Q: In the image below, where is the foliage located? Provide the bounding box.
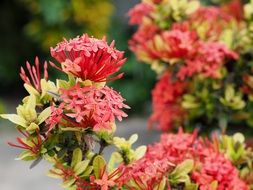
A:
[18,0,113,50]
[128,0,253,132]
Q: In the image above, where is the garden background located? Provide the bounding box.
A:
[0,1,161,189]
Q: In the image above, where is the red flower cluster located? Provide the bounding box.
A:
[46,84,129,131]
[118,130,249,190]
[188,6,235,40]
[221,0,244,21]
[192,151,249,190]
[149,72,187,131]
[50,34,126,82]
[160,26,198,59]
[128,2,153,25]
[129,23,159,61]
[177,41,238,80]
[118,157,173,189]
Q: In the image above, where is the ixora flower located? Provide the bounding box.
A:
[177,42,238,80]
[19,57,58,104]
[117,130,250,190]
[128,2,154,25]
[50,34,126,82]
[149,72,187,131]
[46,84,129,132]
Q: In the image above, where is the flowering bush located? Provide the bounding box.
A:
[118,130,253,190]
[1,34,253,189]
[128,0,253,132]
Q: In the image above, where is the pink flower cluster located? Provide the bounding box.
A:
[128,2,239,80]
[50,34,126,82]
[149,72,187,131]
[118,130,249,190]
[177,41,238,80]
[46,84,129,131]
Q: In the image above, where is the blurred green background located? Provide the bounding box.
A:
[0,0,156,116]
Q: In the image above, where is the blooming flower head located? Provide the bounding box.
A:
[46,84,129,131]
[149,72,187,131]
[50,34,126,82]
[192,148,249,190]
[160,24,198,60]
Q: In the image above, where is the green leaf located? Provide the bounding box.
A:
[129,134,138,144]
[172,159,194,175]
[71,148,82,168]
[0,114,27,127]
[57,79,70,89]
[169,159,194,184]
[61,178,76,188]
[154,177,167,190]
[133,146,147,160]
[26,122,39,131]
[93,155,106,179]
[80,166,93,177]
[24,84,40,97]
[38,107,51,124]
[186,1,199,15]
[182,101,200,109]
[233,133,245,144]
[47,168,63,179]
[184,183,198,190]
[16,151,36,161]
[26,94,36,110]
[108,152,122,172]
[74,160,89,175]
[225,85,235,102]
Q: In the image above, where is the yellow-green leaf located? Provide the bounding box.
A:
[0,114,27,127]
[47,169,62,179]
[26,122,39,131]
[38,107,51,124]
[26,94,36,110]
[129,134,138,144]
[134,146,147,160]
[24,84,40,97]
[233,133,245,143]
[154,176,167,190]
[108,152,122,172]
[93,155,106,179]
[61,178,76,188]
[174,159,194,175]
[71,148,82,168]
[74,160,89,175]
[80,166,93,177]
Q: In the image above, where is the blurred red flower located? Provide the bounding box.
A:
[149,72,187,131]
